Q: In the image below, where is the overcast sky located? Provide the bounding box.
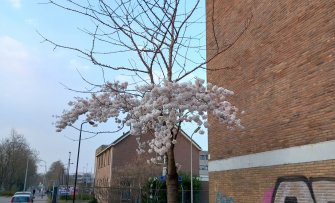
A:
[0,0,208,175]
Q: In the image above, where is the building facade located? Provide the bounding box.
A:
[94,130,202,187]
[206,0,335,202]
[199,151,208,181]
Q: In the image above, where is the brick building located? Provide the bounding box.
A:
[94,130,201,187]
[199,151,209,181]
[206,0,335,202]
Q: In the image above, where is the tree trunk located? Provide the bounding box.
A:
[166,146,178,203]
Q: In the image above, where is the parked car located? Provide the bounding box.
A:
[13,192,34,202]
[11,194,33,203]
[14,192,33,196]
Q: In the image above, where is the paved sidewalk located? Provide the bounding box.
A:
[0,196,11,203]
[33,195,48,203]
[0,194,48,203]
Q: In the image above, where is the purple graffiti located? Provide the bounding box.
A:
[262,188,274,203]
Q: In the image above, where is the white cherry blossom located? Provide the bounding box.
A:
[56,78,242,158]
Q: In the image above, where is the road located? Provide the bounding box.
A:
[0,195,48,203]
[0,196,10,203]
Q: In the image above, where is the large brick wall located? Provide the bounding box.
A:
[95,148,112,186]
[112,132,200,175]
[95,131,201,186]
[206,0,335,202]
[206,0,335,159]
[210,160,335,203]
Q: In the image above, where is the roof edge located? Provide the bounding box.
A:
[95,128,202,157]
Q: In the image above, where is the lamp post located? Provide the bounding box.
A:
[73,121,94,203]
[39,160,47,191]
[66,152,71,201]
[24,158,29,191]
[190,127,200,203]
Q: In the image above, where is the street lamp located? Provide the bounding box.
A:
[190,126,200,203]
[24,158,29,191]
[39,160,47,190]
[66,152,73,201]
[73,121,94,203]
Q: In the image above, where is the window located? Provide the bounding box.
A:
[120,180,131,200]
[12,196,30,202]
[200,155,208,160]
[107,150,110,165]
[98,156,102,168]
[200,165,208,170]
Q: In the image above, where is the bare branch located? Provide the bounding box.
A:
[175,13,253,82]
[37,31,149,74]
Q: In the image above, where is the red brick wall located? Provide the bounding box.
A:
[174,131,200,175]
[111,133,147,168]
[95,148,112,186]
[95,131,201,186]
[112,132,200,175]
[206,0,335,160]
[206,0,335,202]
[209,160,335,203]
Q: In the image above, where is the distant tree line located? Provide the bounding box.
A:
[0,129,39,191]
[46,160,66,187]
[0,129,72,192]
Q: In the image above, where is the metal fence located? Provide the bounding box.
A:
[75,186,209,203]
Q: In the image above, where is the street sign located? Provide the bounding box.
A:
[178,176,182,182]
[160,176,166,181]
[159,176,182,182]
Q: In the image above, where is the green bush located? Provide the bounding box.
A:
[141,177,167,203]
[59,195,73,200]
[139,173,202,203]
[88,197,97,203]
[78,193,92,200]
[1,191,14,196]
[59,193,92,201]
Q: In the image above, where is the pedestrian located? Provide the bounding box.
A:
[33,189,36,197]
[40,188,44,199]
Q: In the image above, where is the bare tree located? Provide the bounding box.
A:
[0,129,39,191]
[47,161,66,186]
[41,0,250,202]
